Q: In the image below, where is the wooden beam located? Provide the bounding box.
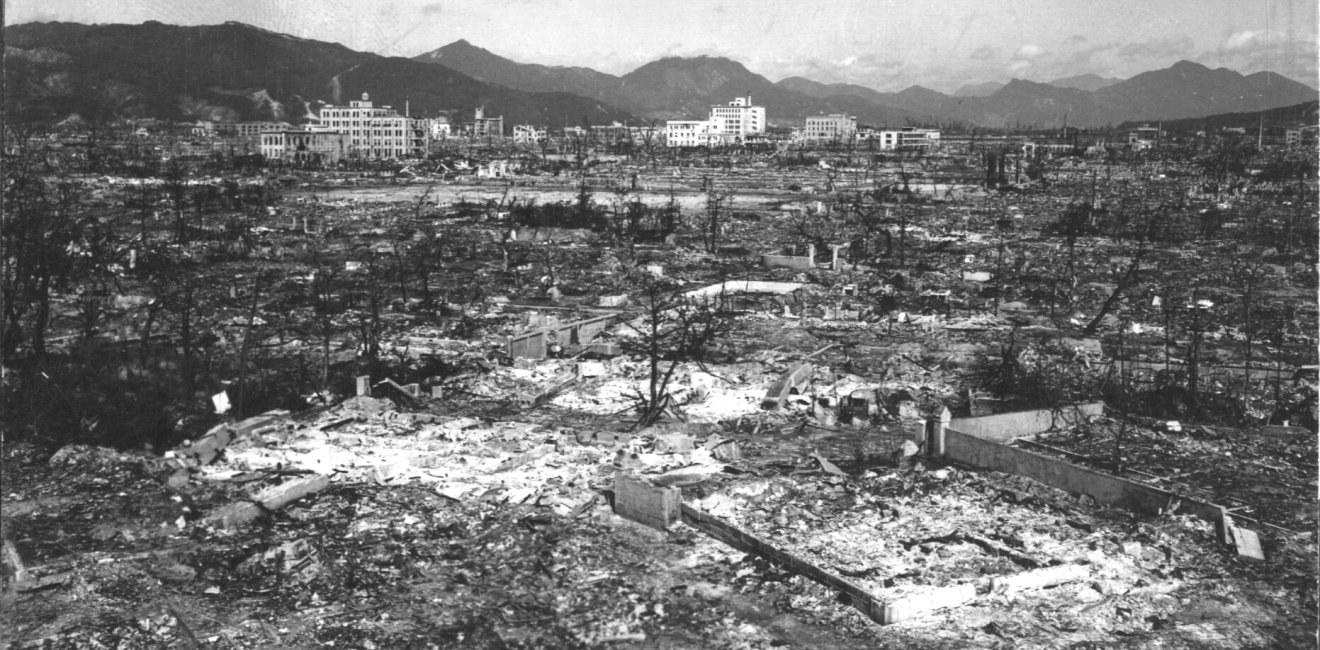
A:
[680,504,886,624]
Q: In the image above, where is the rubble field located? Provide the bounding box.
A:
[4,143,1317,649]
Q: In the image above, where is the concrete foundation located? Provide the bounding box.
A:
[942,426,1225,522]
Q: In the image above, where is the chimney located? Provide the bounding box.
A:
[405,96,410,118]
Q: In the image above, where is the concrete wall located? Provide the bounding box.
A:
[949,402,1104,442]
[762,363,813,410]
[684,281,804,300]
[943,427,1224,523]
[761,254,815,269]
[507,313,621,358]
[508,331,546,359]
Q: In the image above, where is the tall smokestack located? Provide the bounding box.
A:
[405,96,410,118]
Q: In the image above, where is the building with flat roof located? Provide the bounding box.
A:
[859,127,941,150]
[260,128,350,165]
[467,107,504,139]
[665,95,766,147]
[664,120,717,148]
[315,93,429,159]
[803,114,857,142]
[709,95,765,144]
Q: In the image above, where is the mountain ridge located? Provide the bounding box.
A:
[3,21,637,127]
[6,22,1317,130]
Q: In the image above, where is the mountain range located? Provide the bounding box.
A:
[5,20,1317,130]
[417,40,1315,129]
[3,21,636,127]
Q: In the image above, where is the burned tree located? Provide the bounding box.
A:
[623,275,735,427]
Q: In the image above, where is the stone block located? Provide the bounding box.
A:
[613,473,680,531]
[1229,525,1265,561]
[653,433,694,454]
[880,584,977,624]
[577,361,607,378]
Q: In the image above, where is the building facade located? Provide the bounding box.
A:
[664,95,766,147]
[468,107,504,139]
[664,120,717,148]
[709,96,765,144]
[803,114,858,142]
[512,124,547,144]
[219,121,292,138]
[259,129,350,165]
[859,127,941,150]
[315,93,429,159]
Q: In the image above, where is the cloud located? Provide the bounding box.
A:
[1224,30,1259,51]
[969,45,998,61]
[1205,30,1319,86]
[420,3,443,15]
[1014,44,1045,60]
[1064,34,1089,46]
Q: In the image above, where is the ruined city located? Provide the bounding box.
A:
[2,6,1318,649]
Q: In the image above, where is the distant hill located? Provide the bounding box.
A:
[1117,100,1319,133]
[1048,73,1122,92]
[416,41,1318,129]
[413,39,623,109]
[3,21,636,127]
[416,43,916,126]
[776,76,891,104]
[953,81,1006,97]
[8,22,1316,132]
[1094,60,1318,122]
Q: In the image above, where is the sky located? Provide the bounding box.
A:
[6,0,1318,93]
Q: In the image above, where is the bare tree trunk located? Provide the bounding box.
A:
[236,277,264,417]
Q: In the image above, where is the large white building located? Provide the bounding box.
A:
[315,93,429,159]
[664,120,717,148]
[665,95,766,147]
[859,127,941,150]
[803,114,858,142]
[709,96,765,144]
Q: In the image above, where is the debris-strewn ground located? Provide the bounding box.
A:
[4,387,1315,648]
[3,137,1317,650]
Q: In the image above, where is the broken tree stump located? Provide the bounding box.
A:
[202,475,331,530]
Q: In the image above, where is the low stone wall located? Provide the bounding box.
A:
[948,402,1105,442]
[943,427,1225,523]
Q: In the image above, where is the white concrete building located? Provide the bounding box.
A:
[664,120,717,148]
[709,95,765,144]
[860,127,941,150]
[665,95,766,147]
[315,93,429,159]
[803,114,857,142]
